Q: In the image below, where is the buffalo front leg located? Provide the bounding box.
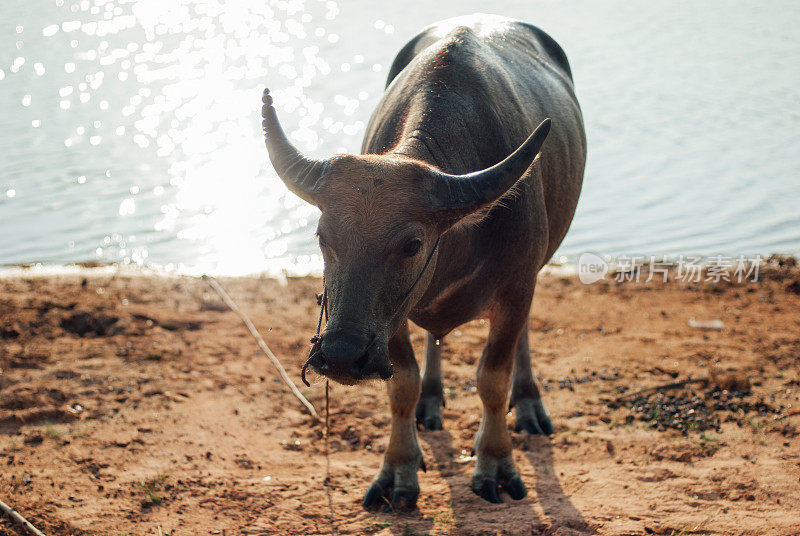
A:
[510,318,554,435]
[363,321,424,511]
[415,333,444,430]
[472,295,530,503]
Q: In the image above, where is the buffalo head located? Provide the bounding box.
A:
[262,88,550,384]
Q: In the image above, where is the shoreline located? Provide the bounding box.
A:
[1,252,796,280]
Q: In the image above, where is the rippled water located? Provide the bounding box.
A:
[1,0,799,274]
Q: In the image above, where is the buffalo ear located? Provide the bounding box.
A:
[262,88,330,205]
[427,119,551,222]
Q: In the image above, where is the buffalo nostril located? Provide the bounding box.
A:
[352,350,370,375]
[378,361,393,380]
[310,352,330,372]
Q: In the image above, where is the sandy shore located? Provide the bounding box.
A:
[1,260,799,535]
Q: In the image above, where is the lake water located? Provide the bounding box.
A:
[1,0,799,275]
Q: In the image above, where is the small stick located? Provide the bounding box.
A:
[612,377,707,403]
[773,409,800,422]
[202,275,319,422]
[691,507,721,533]
[0,498,47,536]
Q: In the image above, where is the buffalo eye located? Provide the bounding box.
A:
[402,238,423,258]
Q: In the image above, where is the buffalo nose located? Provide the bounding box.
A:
[319,329,372,376]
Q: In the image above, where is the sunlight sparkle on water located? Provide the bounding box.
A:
[1,0,377,273]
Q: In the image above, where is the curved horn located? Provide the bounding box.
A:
[429,118,551,219]
[262,88,329,205]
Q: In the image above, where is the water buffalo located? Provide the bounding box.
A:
[261,13,585,509]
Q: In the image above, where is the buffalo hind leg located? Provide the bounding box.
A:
[363,321,424,511]
[510,318,554,435]
[472,295,529,503]
[415,333,444,430]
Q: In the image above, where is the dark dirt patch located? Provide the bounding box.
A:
[610,385,783,434]
[0,325,20,339]
[60,311,119,337]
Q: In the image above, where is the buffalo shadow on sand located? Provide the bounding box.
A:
[379,428,596,535]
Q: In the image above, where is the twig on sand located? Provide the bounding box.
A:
[0,498,47,536]
[774,409,800,421]
[691,507,721,533]
[202,275,319,422]
[612,377,707,403]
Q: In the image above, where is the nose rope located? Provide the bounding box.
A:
[301,284,328,387]
[296,280,336,535]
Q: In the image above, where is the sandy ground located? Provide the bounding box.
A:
[1,260,799,536]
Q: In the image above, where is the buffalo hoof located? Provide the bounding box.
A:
[513,397,554,435]
[415,395,443,431]
[471,458,527,503]
[363,459,423,512]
